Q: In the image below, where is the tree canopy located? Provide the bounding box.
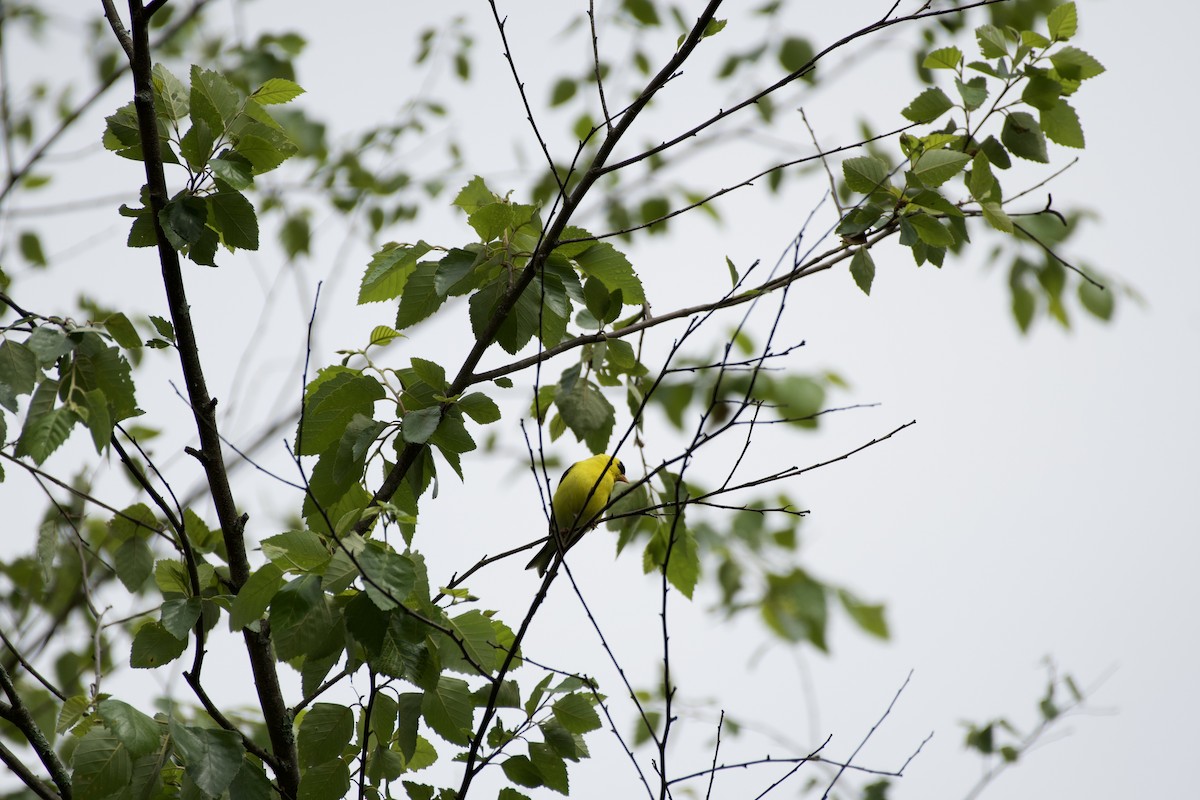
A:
[0,2,1112,799]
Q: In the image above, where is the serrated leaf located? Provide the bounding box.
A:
[849,248,875,295]
[923,46,962,70]
[229,562,284,630]
[1041,100,1084,148]
[396,261,446,330]
[1002,111,1049,163]
[573,243,644,304]
[152,64,189,120]
[207,191,259,250]
[555,378,614,454]
[459,392,501,424]
[251,78,305,105]
[297,703,354,766]
[906,214,955,247]
[130,621,188,668]
[901,87,954,123]
[402,407,441,445]
[262,530,331,572]
[1050,46,1104,81]
[72,727,132,797]
[358,542,417,611]
[842,156,890,194]
[909,149,970,188]
[1048,2,1078,40]
[298,760,350,800]
[169,718,243,797]
[552,694,602,735]
[359,242,433,304]
[160,597,202,639]
[976,24,1009,58]
[98,699,162,758]
[421,676,474,745]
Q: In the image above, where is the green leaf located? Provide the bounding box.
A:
[837,589,889,639]
[269,575,334,661]
[549,78,576,107]
[622,0,660,25]
[922,46,962,70]
[761,568,828,650]
[1078,280,1114,320]
[968,152,996,202]
[573,243,644,304]
[113,534,153,592]
[18,230,46,266]
[358,542,417,611]
[956,76,988,111]
[298,760,350,800]
[1021,75,1062,111]
[421,676,474,745]
[179,119,215,170]
[130,620,188,668]
[229,562,284,630]
[359,242,433,304]
[402,407,441,445]
[395,261,447,330]
[207,191,260,250]
[16,380,77,464]
[453,176,497,216]
[975,24,1009,58]
[230,758,273,800]
[102,312,142,350]
[849,248,875,296]
[1041,100,1084,148]
[160,195,209,249]
[778,37,814,73]
[72,726,132,798]
[433,248,478,297]
[530,742,569,794]
[1049,46,1105,81]
[981,201,1014,234]
[160,597,202,639]
[502,755,543,788]
[555,378,614,454]
[459,392,501,424]
[906,214,955,247]
[901,87,954,123]
[251,78,305,105]
[842,156,890,194]
[909,150,970,188]
[1011,283,1036,332]
[980,135,1012,169]
[299,369,385,455]
[1001,111,1049,163]
[298,703,354,766]
[57,694,90,734]
[210,152,255,190]
[98,699,162,758]
[1048,2,1078,40]
[190,66,241,130]
[552,694,602,735]
[262,530,332,573]
[0,339,37,408]
[151,64,190,120]
[169,718,244,797]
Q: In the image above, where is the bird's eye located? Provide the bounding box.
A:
[616,460,625,475]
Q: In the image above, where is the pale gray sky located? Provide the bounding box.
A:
[3,1,1197,798]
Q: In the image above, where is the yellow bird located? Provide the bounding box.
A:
[526,454,629,576]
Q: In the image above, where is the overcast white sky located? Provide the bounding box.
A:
[3,1,1198,798]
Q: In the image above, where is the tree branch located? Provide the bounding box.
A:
[105,0,299,793]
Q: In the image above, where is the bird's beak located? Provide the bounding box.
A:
[615,474,628,483]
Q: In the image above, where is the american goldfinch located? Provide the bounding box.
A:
[526,454,629,576]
